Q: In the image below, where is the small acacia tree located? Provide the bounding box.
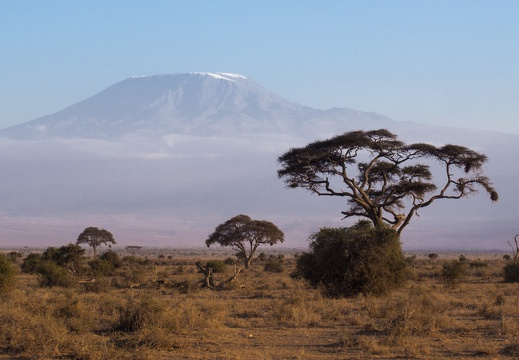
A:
[278,129,498,236]
[77,227,116,259]
[205,214,284,269]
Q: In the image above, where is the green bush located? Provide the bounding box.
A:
[99,250,122,268]
[264,260,284,273]
[21,253,42,274]
[88,259,115,277]
[88,250,121,277]
[7,251,22,263]
[442,260,467,287]
[41,244,85,277]
[36,261,76,288]
[0,253,17,293]
[205,260,226,273]
[504,262,519,283]
[292,220,406,298]
[224,257,236,265]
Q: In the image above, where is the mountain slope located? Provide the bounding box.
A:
[0,72,391,139]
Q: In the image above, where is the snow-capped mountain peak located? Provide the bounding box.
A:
[0,72,389,139]
[190,72,247,81]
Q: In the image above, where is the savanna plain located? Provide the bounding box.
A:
[1,248,519,360]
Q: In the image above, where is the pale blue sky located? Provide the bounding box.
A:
[1,0,518,134]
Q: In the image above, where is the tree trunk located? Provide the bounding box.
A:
[196,261,216,289]
[244,256,252,269]
[195,261,242,291]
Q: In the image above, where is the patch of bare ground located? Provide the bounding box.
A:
[1,251,518,359]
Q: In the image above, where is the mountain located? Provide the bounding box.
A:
[0,72,392,139]
[0,73,517,250]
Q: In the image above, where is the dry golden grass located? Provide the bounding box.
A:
[0,252,518,359]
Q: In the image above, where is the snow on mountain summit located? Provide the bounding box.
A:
[190,72,247,81]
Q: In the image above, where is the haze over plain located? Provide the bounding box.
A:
[0,73,517,250]
[0,2,518,249]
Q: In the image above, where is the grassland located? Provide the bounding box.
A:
[1,249,518,359]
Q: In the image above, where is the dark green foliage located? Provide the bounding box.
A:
[7,251,22,263]
[88,259,115,277]
[23,244,85,287]
[36,261,76,288]
[224,257,236,265]
[42,244,85,277]
[292,221,406,297]
[0,253,17,293]
[503,262,519,283]
[264,260,284,273]
[205,260,226,273]
[503,254,511,261]
[442,260,467,287]
[99,250,122,268]
[21,253,42,274]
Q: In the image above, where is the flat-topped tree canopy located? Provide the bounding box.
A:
[278,129,498,236]
[206,214,284,269]
[76,227,116,259]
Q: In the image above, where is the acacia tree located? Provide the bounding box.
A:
[206,214,284,269]
[76,227,116,259]
[278,129,498,236]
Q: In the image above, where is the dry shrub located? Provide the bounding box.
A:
[115,294,227,337]
[116,295,164,332]
[169,299,228,330]
[0,295,70,356]
[502,315,519,337]
[124,326,180,350]
[479,295,506,320]
[364,287,444,345]
[271,292,322,327]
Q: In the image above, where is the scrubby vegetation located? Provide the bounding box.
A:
[0,248,518,359]
[0,253,17,294]
[293,221,406,297]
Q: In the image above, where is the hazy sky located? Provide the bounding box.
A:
[1,1,518,134]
